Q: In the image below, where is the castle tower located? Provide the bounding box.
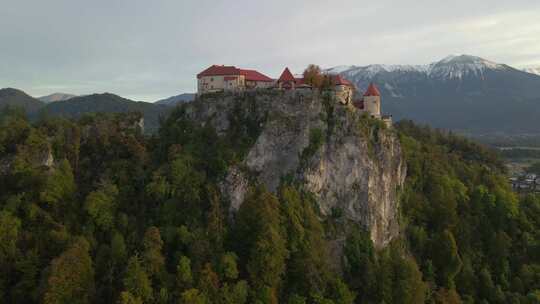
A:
[277,67,296,90]
[363,83,381,117]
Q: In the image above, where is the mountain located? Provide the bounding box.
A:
[154,93,195,106]
[523,66,540,76]
[0,88,44,113]
[41,93,171,133]
[38,92,77,103]
[329,55,540,134]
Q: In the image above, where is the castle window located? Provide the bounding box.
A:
[210,78,214,82]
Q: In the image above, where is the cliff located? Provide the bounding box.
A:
[184,90,406,248]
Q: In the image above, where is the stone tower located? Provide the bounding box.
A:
[363,83,381,118]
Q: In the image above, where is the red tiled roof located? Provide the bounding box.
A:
[197,65,241,78]
[364,83,381,96]
[224,76,238,81]
[278,67,296,82]
[239,69,274,82]
[333,74,353,86]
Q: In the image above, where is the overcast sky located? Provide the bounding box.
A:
[1,0,540,101]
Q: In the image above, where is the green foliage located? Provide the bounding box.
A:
[0,211,20,263]
[396,120,540,303]
[300,128,324,166]
[180,289,209,304]
[84,182,119,231]
[123,255,152,303]
[1,108,539,304]
[43,238,95,304]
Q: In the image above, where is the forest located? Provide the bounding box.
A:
[0,106,539,304]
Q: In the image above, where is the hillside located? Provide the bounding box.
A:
[0,88,44,113]
[155,93,195,106]
[329,55,540,134]
[41,93,171,133]
[0,91,539,303]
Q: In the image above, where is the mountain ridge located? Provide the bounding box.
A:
[328,54,540,134]
[0,88,44,113]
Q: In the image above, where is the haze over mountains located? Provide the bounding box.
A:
[38,93,77,103]
[329,55,540,134]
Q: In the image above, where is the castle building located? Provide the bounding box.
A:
[197,65,274,94]
[196,65,388,125]
[332,74,354,104]
[361,83,382,118]
[353,82,392,126]
[276,67,299,90]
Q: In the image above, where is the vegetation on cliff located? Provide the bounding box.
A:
[0,104,539,304]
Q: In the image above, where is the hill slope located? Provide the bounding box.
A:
[330,55,540,134]
[155,93,195,106]
[0,88,44,113]
[41,93,170,133]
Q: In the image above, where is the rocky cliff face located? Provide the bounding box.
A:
[184,90,406,248]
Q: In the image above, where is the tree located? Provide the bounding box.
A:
[123,255,152,303]
[235,187,288,303]
[0,211,20,263]
[43,238,95,304]
[84,182,119,231]
[40,159,76,208]
[432,230,462,289]
[177,256,193,290]
[303,64,324,89]
[180,289,209,304]
[434,288,462,304]
[220,252,239,281]
[378,248,426,304]
[221,281,248,304]
[343,229,377,302]
[118,291,143,304]
[280,186,332,296]
[110,231,127,265]
[142,226,165,278]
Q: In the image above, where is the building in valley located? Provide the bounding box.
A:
[197,65,274,94]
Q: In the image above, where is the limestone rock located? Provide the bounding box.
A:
[186,90,405,248]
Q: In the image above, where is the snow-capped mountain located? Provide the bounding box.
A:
[329,55,509,81]
[328,55,540,134]
[523,66,540,76]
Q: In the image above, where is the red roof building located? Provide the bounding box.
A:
[278,67,296,83]
[332,74,353,87]
[197,65,241,78]
[277,67,299,90]
[197,65,274,94]
[239,69,274,82]
[364,83,381,96]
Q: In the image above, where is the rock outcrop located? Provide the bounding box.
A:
[184,90,406,248]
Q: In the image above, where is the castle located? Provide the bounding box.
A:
[197,65,390,124]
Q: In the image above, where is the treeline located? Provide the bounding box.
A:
[0,106,539,304]
[395,120,540,303]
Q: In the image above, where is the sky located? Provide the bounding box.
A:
[1,0,540,102]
